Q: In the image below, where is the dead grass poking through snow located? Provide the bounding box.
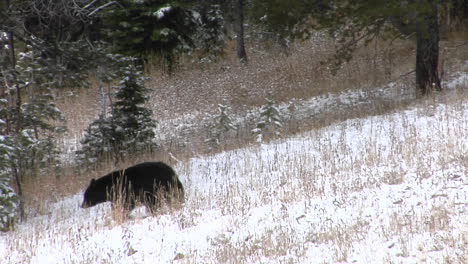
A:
[3,91,467,263]
[5,29,468,264]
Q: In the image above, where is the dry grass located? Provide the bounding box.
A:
[3,88,467,263]
[55,33,417,136]
[11,29,468,264]
[23,28,468,216]
[145,35,417,118]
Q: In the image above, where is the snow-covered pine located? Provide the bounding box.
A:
[77,58,157,165]
[14,50,66,169]
[0,117,19,231]
[0,102,18,232]
[0,173,18,232]
[112,63,157,156]
[16,42,90,89]
[252,97,283,142]
[0,33,67,230]
[195,4,226,62]
[76,115,114,165]
[206,104,236,146]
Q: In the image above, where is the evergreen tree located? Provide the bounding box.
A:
[252,97,282,143]
[195,3,226,62]
[102,0,200,71]
[101,0,229,70]
[251,0,326,40]
[111,63,157,159]
[77,58,157,164]
[1,0,115,89]
[13,47,66,169]
[0,174,18,232]
[0,99,19,232]
[0,95,63,224]
[0,32,66,224]
[206,104,236,147]
[76,115,113,164]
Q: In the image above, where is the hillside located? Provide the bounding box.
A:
[1,69,467,263]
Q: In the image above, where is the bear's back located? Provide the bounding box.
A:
[119,162,176,189]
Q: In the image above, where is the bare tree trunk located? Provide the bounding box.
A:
[11,163,25,220]
[236,0,248,63]
[415,2,441,95]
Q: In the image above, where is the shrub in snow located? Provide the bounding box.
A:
[76,115,114,164]
[206,104,237,146]
[252,97,283,142]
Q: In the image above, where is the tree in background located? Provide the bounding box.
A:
[102,0,228,70]
[252,0,467,95]
[111,61,157,159]
[235,0,248,63]
[0,99,19,232]
[194,3,226,62]
[314,0,444,95]
[103,0,198,71]
[77,57,157,165]
[1,0,116,89]
[320,0,467,94]
[251,0,327,54]
[0,38,66,223]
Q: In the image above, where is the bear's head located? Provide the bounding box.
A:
[81,179,107,208]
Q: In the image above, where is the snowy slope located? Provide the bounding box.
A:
[1,81,467,263]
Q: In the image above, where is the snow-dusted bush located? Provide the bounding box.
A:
[206,104,237,146]
[252,97,283,142]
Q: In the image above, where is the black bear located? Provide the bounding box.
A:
[81,161,184,212]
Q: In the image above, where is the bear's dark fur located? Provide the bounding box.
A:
[81,161,184,212]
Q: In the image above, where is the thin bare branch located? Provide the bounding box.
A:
[88,1,119,17]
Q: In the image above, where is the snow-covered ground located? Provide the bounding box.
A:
[1,74,467,263]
